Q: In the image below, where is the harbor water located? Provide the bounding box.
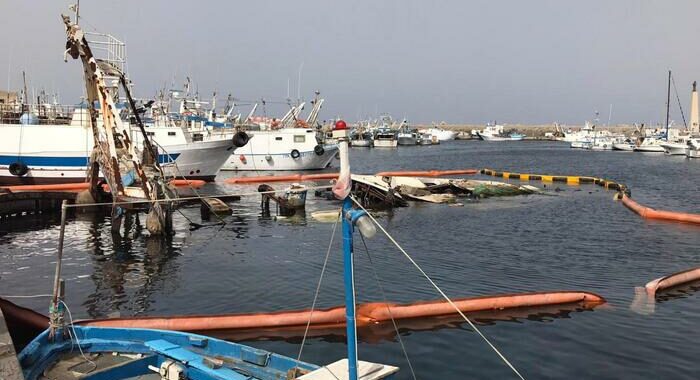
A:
[2,140,700,379]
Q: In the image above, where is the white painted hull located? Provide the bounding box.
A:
[612,143,635,151]
[634,145,665,153]
[660,143,689,156]
[217,128,339,171]
[397,135,417,145]
[0,123,232,184]
[374,140,398,148]
[570,140,591,149]
[420,128,457,141]
[225,144,338,170]
[350,139,372,147]
[688,149,700,158]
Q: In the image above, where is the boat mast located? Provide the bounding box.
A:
[333,119,362,380]
[665,70,671,140]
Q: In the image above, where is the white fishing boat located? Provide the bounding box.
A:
[419,132,436,145]
[373,128,398,148]
[0,104,234,185]
[475,123,525,141]
[586,136,615,150]
[397,124,418,146]
[419,125,457,141]
[687,138,700,158]
[220,127,338,170]
[350,124,373,147]
[612,138,636,151]
[660,140,690,155]
[634,136,666,153]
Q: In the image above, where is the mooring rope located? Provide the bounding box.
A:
[350,195,526,380]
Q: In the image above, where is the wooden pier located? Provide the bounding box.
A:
[0,191,75,221]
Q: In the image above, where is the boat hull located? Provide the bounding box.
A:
[634,145,666,153]
[18,326,318,380]
[350,139,372,147]
[374,140,398,148]
[660,143,689,155]
[219,128,339,171]
[612,143,635,151]
[225,145,338,170]
[0,122,233,184]
[397,136,417,145]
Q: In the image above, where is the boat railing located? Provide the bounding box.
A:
[84,31,127,74]
[0,103,78,125]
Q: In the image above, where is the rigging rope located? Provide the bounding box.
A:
[294,210,341,380]
[671,73,688,129]
[359,233,417,380]
[350,195,526,380]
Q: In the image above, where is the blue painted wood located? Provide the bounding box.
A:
[19,326,318,380]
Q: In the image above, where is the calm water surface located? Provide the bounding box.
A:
[2,141,700,379]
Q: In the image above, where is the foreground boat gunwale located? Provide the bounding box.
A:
[19,325,318,380]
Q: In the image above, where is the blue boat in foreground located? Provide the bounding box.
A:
[19,327,318,380]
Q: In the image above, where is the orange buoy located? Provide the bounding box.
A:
[2,182,91,192]
[77,291,605,332]
[299,173,340,181]
[225,175,303,184]
[644,267,700,296]
[620,194,700,225]
[168,179,206,187]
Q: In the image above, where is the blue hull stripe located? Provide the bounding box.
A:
[0,154,181,167]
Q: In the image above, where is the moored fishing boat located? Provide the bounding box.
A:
[397,123,418,145]
[419,125,457,141]
[373,127,398,148]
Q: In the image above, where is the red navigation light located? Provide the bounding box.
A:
[334,120,347,130]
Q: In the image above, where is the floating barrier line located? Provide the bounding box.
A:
[643,267,700,296]
[619,194,700,226]
[480,168,629,194]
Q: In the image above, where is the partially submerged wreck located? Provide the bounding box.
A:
[350,174,539,206]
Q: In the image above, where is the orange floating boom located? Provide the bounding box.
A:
[644,267,700,296]
[224,169,478,184]
[78,291,605,332]
[620,194,700,225]
[374,169,478,177]
[2,179,205,193]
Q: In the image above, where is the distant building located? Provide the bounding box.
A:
[0,91,19,105]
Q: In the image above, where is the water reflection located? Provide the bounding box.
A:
[82,211,183,319]
[630,280,700,315]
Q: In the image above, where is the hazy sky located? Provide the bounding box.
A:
[1,0,699,124]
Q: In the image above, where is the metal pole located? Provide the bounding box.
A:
[666,70,671,140]
[342,197,359,380]
[49,200,69,340]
